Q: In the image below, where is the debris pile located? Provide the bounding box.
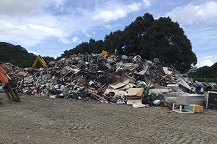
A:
[1,53,217,112]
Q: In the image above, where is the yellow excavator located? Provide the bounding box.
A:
[29,55,48,71]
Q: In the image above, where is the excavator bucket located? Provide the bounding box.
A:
[3,84,21,102]
[0,64,21,103]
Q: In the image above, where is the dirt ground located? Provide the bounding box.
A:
[0,93,217,144]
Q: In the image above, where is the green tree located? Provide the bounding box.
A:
[142,17,197,72]
[104,30,124,55]
[123,13,154,55]
[94,40,104,53]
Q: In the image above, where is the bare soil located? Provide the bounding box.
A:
[0,94,217,144]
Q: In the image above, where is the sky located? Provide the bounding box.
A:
[0,0,217,68]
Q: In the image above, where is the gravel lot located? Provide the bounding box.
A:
[0,94,217,144]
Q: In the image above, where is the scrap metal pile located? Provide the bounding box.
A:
[2,53,215,108]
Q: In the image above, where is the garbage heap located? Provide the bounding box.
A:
[5,53,200,106]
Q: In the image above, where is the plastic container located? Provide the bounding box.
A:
[116,99,125,105]
[184,104,190,110]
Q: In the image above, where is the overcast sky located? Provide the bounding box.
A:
[0,0,217,67]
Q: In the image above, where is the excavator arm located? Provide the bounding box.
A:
[0,64,21,102]
[29,55,48,71]
[38,56,48,68]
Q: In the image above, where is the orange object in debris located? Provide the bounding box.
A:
[101,50,108,57]
[0,64,8,84]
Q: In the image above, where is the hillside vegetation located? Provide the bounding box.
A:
[188,63,217,83]
[0,42,54,68]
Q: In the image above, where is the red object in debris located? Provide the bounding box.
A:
[104,93,110,97]
[159,70,165,75]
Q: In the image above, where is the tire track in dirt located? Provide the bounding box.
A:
[105,107,217,144]
[1,95,217,144]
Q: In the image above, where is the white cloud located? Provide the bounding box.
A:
[196,55,217,67]
[0,16,65,47]
[102,24,112,29]
[1,0,145,49]
[195,2,217,19]
[1,22,57,47]
[143,0,151,7]
[92,2,142,22]
[0,0,147,57]
[198,59,213,67]
[58,37,72,44]
[82,29,91,37]
[0,0,68,48]
[72,36,80,43]
[206,36,217,40]
[166,1,217,24]
[0,0,39,16]
[0,0,66,16]
[54,0,64,11]
[27,24,60,35]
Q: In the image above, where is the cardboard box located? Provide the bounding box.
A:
[190,104,203,113]
[197,106,204,113]
[127,88,144,97]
